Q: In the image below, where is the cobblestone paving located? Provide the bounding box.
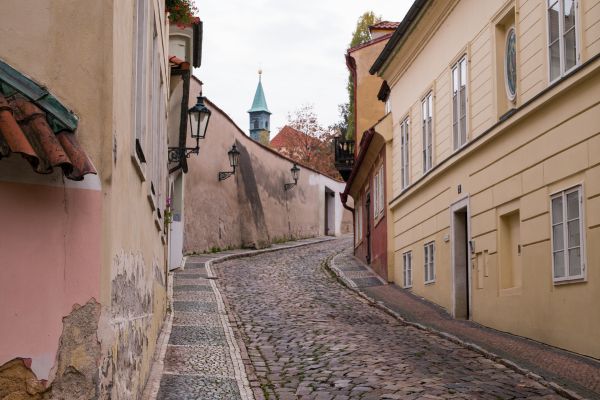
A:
[215,238,566,400]
[156,263,243,400]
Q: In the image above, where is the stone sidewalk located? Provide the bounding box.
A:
[329,250,600,400]
[142,236,336,400]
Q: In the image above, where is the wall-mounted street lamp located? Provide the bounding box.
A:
[284,163,300,191]
[218,144,241,181]
[168,94,211,163]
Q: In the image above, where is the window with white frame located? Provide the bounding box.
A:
[355,198,362,245]
[547,0,578,82]
[452,56,467,150]
[400,117,410,189]
[403,251,412,288]
[373,165,384,218]
[551,185,585,282]
[133,0,149,164]
[385,97,391,114]
[422,92,433,173]
[424,241,435,283]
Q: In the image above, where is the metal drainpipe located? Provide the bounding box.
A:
[169,68,191,174]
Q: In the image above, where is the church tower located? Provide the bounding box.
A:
[248,70,271,142]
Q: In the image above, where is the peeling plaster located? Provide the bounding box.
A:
[98,251,156,400]
[0,300,102,400]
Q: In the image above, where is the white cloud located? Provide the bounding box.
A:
[194,0,413,136]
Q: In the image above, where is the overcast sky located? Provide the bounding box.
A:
[194,0,412,138]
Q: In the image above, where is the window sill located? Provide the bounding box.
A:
[131,153,146,182]
[155,213,163,232]
[553,276,587,286]
[403,284,412,289]
[424,279,436,285]
[147,190,157,211]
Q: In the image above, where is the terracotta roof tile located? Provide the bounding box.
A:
[270,125,320,149]
[369,21,400,30]
[169,55,190,70]
[0,93,96,181]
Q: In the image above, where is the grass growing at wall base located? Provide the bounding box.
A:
[183,234,318,256]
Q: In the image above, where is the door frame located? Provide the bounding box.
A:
[450,195,472,319]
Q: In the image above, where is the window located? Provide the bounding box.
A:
[505,26,517,101]
[452,56,467,150]
[373,165,385,218]
[551,186,585,282]
[355,198,363,245]
[133,0,149,164]
[403,251,412,288]
[424,242,435,284]
[253,119,258,129]
[547,0,578,82]
[400,117,410,189]
[422,93,433,173]
[385,97,391,114]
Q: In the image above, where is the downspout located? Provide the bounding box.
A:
[169,68,190,174]
[345,52,358,155]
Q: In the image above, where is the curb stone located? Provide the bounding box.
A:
[142,270,174,400]
[327,252,586,400]
[143,236,336,400]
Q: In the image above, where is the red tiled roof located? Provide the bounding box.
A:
[0,94,96,181]
[270,125,320,149]
[369,21,400,30]
[169,55,190,70]
[347,33,394,54]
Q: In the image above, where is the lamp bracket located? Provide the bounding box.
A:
[218,170,235,181]
[284,180,298,191]
[168,145,200,163]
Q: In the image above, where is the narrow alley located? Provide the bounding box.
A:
[153,238,566,400]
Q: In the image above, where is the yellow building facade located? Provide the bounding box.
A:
[372,0,600,358]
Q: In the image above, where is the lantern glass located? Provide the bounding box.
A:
[228,144,240,168]
[188,96,211,139]
[291,164,300,182]
[189,111,200,139]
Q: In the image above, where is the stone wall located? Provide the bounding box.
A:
[183,78,351,254]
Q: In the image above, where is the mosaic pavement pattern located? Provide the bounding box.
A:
[330,249,386,289]
[156,263,243,400]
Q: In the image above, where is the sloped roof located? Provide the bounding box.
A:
[370,0,431,75]
[369,21,400,30]
[270,125,320,149]
[248,75,270,114]
[0,60,96,181]
[0,94,96,180]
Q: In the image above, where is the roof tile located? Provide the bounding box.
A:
[0,94,96,181]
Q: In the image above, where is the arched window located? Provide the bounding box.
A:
[504,26,517,101]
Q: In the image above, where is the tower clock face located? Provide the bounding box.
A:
[505,26,517,101]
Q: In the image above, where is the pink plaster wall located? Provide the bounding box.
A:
[0,180,102,379]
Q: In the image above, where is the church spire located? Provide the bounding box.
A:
[248,70,271,142]
[248,69,270,114]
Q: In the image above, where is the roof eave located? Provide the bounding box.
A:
[369,0,431,76]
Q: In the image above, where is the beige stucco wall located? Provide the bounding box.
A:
[183,78,350,253]
[351,38,389,145]
[0,0,169,398]
[380,0,600,358]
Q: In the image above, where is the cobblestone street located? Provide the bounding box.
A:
[214,238,566,400]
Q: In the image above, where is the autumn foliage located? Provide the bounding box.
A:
[270,105,341,180]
